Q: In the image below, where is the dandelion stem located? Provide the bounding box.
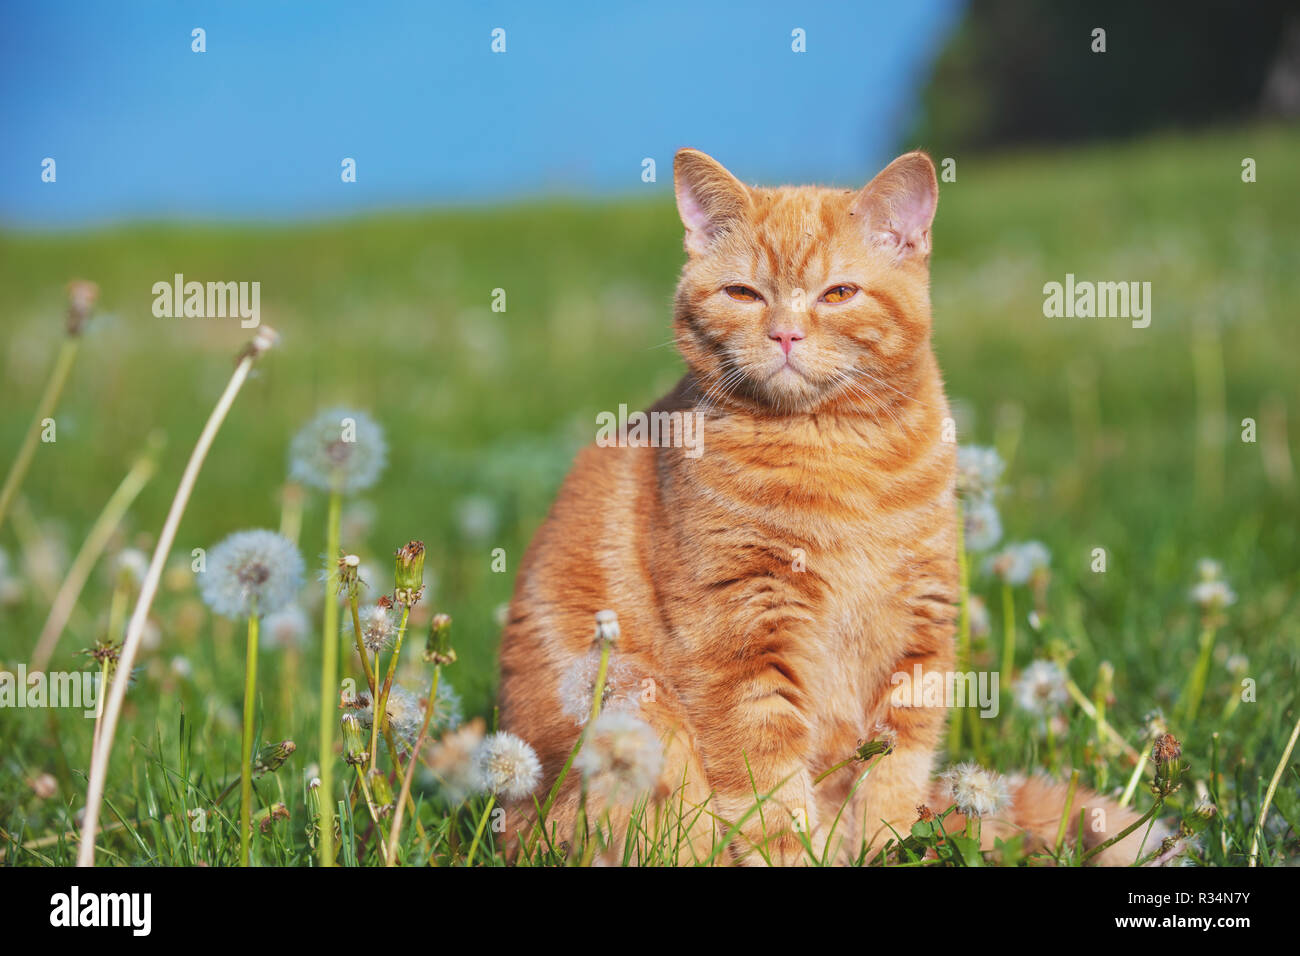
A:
[349,593,377,695]
[317,487,342,867]
[0,338,79,534]
[1000,582,1016,687]
[384,666,440,866]
[30,435,163,672]
[1060,674,1141,765]
[76,331,272,866]
[239,606,260,867]
[572,639,613,861]
[1080,797,1163,864]
[1053,770,1079,856]
[466,794,496,866]
[1119,750,1148,808]
[1179,623,1218,726]
[371,603,411,769]
[1248,711,1300,866]
[1192,320,1225,506]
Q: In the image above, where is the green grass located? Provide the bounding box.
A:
[1,123,1297,865]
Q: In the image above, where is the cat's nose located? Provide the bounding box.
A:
[769,328,805,355]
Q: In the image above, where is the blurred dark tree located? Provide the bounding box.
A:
[907,0,1300,152]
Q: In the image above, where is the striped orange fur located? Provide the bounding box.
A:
[497,148,1155,865]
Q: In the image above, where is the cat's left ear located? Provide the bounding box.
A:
[851,151,938,261]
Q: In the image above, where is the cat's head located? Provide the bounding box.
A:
[672,148,938,415]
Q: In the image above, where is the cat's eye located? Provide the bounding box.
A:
[820,285,859,304]
[724,285,764,303]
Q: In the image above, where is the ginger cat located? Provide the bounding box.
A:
[498,148,1153,865]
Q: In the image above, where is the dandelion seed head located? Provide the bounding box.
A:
[199,529,304,619]
[963,497,1002,553]
[472,731,542,799]
[261,603,310,650]
[288,407,387,493]
[349,602,400,653]
[361,679,461,754]
[575,711,663,799]
[558,650,640,727]
[425,717,485,804]
[455,495,499,541]
[111,548,149,587]
[939,762,1011,818]
[1190,579,1236,611]
[956,445,1004,500]
[1012,660,1069,715]
[987,540,1051,585]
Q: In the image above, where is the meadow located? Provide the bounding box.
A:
[0,123,1296,865]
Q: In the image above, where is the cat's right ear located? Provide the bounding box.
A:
[674,149,751,257]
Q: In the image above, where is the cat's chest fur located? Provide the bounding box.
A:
[649,406,953,720]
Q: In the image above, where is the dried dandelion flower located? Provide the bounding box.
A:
[472,731,542,799]
[1012,660,1069,715]
[199,529,304,619]
[65,279,99,335]
[288,407,387,493]
[575,711,663,798]
[558,649,639,726]
[939,762,1011,818]
[1152,732,1182,766]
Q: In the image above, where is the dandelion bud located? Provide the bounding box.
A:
[394,541,425,606]
[65,279,99,336]
[424,613,456,665]
[915,804,934,823]
[368,771,394,818]
[1097,660,1115,702]
[252,739,296,776]
[1152,732,1184,797]
[595,609,620,644]
[852,723,894,764]
[341,714,368,768]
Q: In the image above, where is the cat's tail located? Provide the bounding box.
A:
[932,774,1186,866]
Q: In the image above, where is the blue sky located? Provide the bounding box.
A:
[0,0,961,227]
